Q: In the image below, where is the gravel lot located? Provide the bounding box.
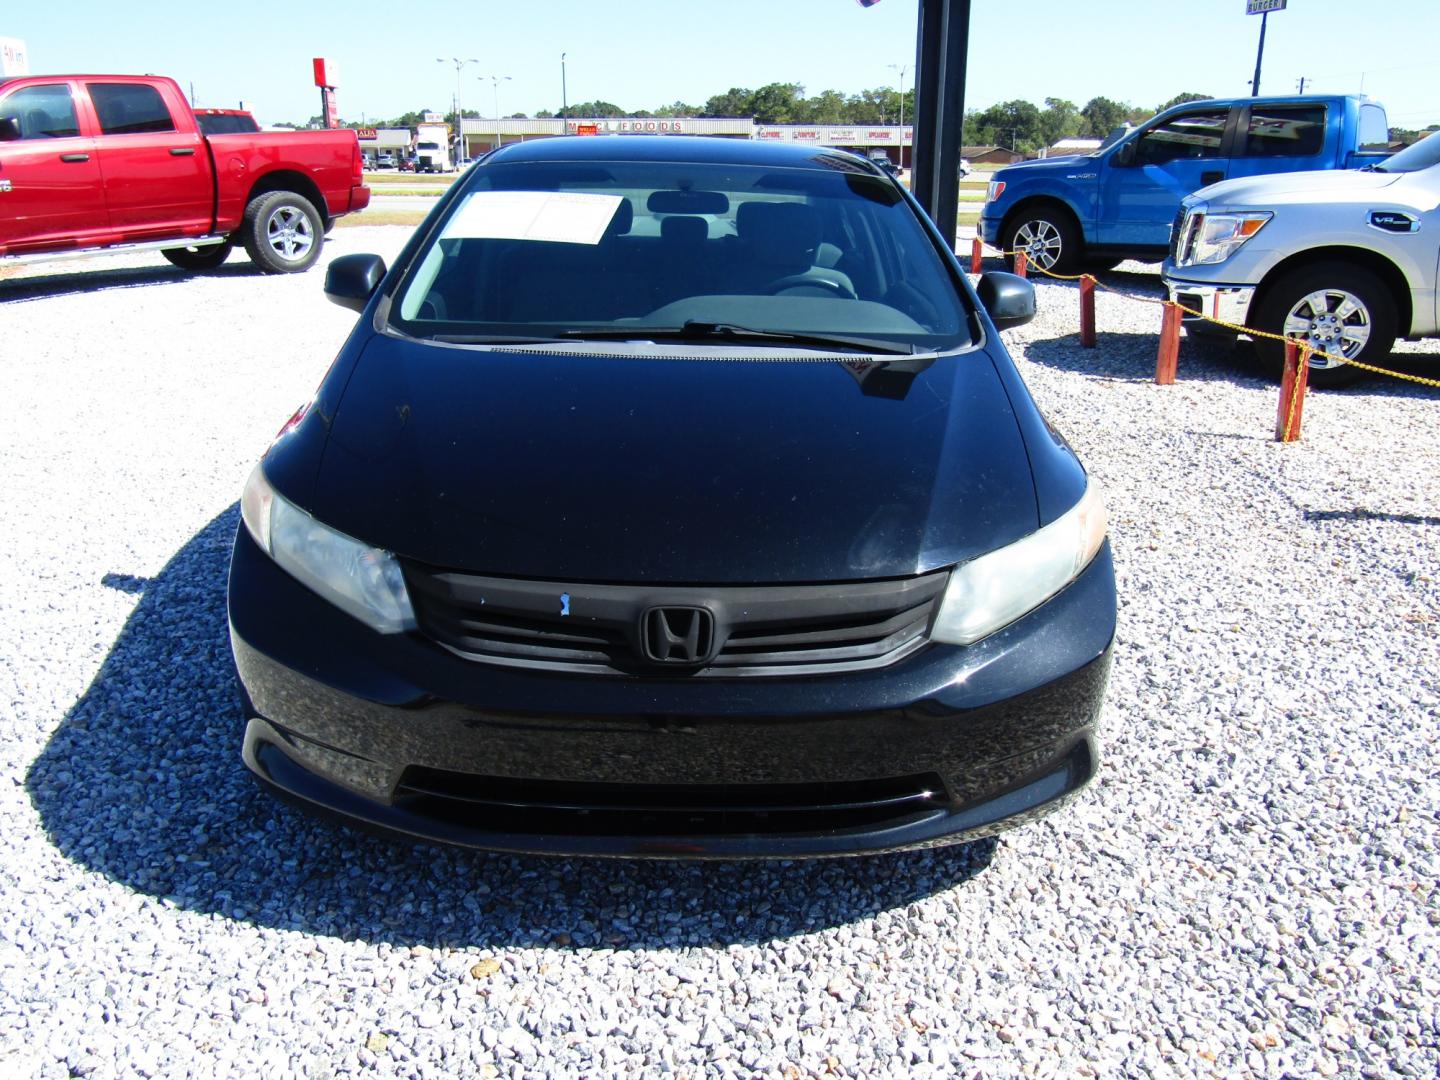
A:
[2,229,1437,1079]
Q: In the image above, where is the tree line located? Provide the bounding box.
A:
[294,86,1213,151]
[299,85,1430,150]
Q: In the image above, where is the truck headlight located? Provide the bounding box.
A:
[241,464,416,634]
[986,180,1006,203]
[931,481,1107,645]
[1180,211,1271,267]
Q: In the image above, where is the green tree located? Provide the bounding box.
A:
[748,82,806,124]
[1038,97,1081,147]
[1080,96,1130,138]
[565,100,625,118]
[975,99,1043,152]
[702,87,753,117]
[1158,92,1213,111]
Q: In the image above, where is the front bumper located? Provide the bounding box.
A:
[1164,276,1256,335]
[228,527,1115,858]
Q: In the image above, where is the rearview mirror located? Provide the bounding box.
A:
[0,117,20,142]
[324,253,387,313]
[976,271,1036,331]
[647,189,729,214]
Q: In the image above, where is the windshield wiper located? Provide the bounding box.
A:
[428,333,570,344]
[561,321,916,355]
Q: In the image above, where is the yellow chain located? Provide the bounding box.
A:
[985,244,1440,390]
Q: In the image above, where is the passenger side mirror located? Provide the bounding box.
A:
[0,117,20,142]
[976,271,1036,331]
[324,253,387,313]
[1111,141,1136,167]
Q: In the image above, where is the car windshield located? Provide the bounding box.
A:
[1374,129,1440,173]
[388,156,972,353]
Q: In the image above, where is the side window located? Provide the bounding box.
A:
[0,84,80,139]
[1359,104,1390,152]
[1133,110,1229,166]
[87,83,176,136]
[1242,105,1326,158]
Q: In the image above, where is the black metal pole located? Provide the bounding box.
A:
[911,0,971,249]
[1251,11,1267,97]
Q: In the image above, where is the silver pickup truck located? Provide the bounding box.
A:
[1162,130,1439,387]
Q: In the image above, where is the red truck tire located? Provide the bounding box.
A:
[240,191,324,274]
[162,240,233,272]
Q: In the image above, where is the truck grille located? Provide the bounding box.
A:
[402,565,949,677]
[1167,207,1189,262]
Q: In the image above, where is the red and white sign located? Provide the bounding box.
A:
[312,57,338,88]
[355,127,378,141]
[0,36,28,76]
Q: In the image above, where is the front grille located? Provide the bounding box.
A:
[393,768,949,838]
[402,565,948,677]
[1167,207,1188,262]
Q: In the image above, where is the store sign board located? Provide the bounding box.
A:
[0,37,29,76]
[1246,0,1285,13]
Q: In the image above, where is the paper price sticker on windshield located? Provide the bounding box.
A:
[443,191,624,246]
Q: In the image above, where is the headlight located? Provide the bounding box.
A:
[1178,211,1271,267]
[241,464,416,635]
[931,481,1107,645]
[986,180,1006,203]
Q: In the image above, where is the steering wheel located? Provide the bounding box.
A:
[763,274,857,300]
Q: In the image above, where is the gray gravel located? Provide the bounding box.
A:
[2,230,1438,1078]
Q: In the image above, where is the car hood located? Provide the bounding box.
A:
[307,334,1039,584]
[1193,167,1404,207]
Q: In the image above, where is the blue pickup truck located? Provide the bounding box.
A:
[979,95,1390,274]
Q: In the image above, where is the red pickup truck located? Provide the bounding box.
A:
[0,74,369,274]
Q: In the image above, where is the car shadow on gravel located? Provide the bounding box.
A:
[0,262,263,303]
[1020,329,1440,399]
[27,506,997,951]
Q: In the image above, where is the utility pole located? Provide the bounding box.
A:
[888,63,908,169]
[561,52,568,123]
[437,57,479,164]
[1296,76,1307,94]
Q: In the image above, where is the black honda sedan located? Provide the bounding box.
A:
[228,136,1115,858]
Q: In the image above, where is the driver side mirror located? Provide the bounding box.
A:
[976,271,1035,331]
[324,253,387,313]
[0,117,21,142]
[1111,141,1136,167]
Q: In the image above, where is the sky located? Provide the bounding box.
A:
[6,0,1437,130]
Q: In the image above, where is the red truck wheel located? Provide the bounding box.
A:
[162,241,233,272]
[241,191,324,274]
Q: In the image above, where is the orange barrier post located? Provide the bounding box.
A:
[1154,302,1181,384]
[1014,250,1028,279]
[971,236,983,274]
[1275,339,1310,442]
[1079,275,1097,348]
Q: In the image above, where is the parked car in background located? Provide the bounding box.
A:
[0,73,369,273]
[376,152,396,169]
[194,107,259,135]
[958,157,972,179]
[1164,129,1440,388]
[982,95,1391,274]
[229,136,1116,859]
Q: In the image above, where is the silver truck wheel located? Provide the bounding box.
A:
[1001,207,1081,275]
[240,191,324,274]
[1252,261,1397,389]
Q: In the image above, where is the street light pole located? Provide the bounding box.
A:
[479,74,512,153]
[561,53,568,124]
[888,63,908,169]
[437,57,479,165]
[1251,11,1268,97]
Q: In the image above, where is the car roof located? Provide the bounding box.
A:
[485,134,885,173]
